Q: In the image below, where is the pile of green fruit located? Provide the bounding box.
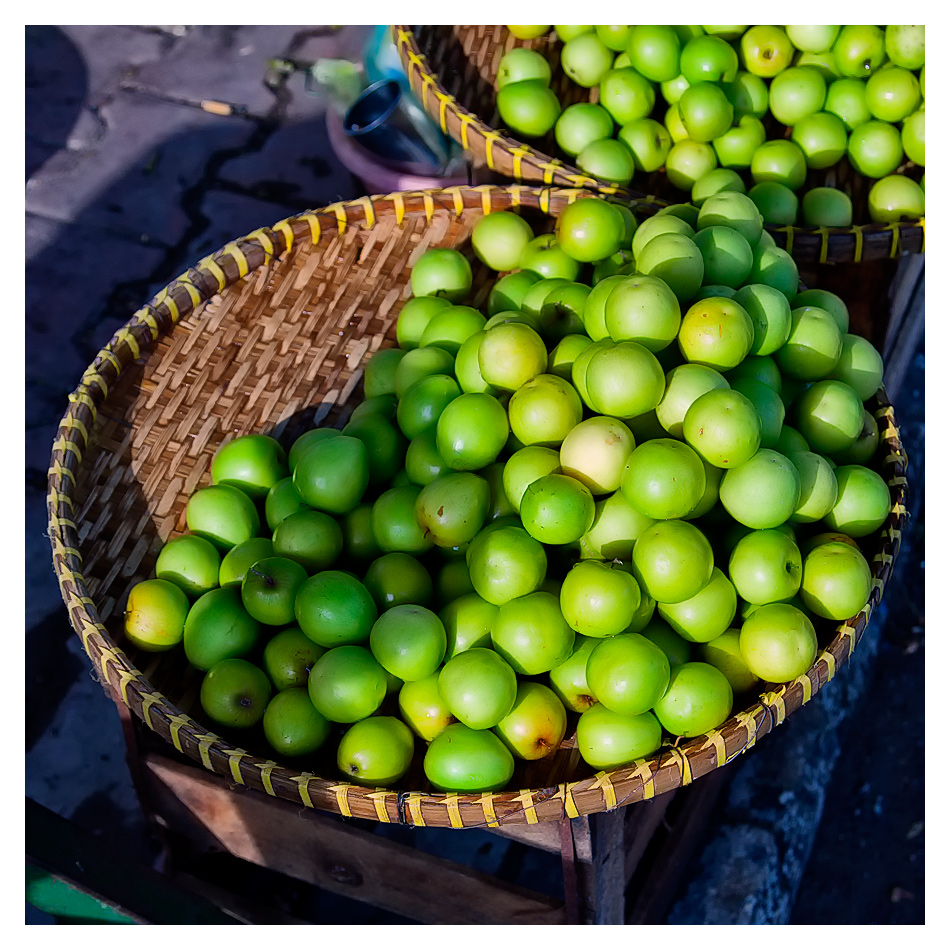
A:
[122,193,892,795]
[498,25,924,227]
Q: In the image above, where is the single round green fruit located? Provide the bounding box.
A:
[466,525,547,605]
[396,296,452,350]
[363,552,434,611]
[307,644,387,723]
[155,534,221,598]
[699,630,759,693]
[587,632,670,716]
[186,484,261,552]
[292,435,369,514]
[410,247,473,302]
[620,438,707,520]
[263,688,330,758]
[491,591,575,675]
[795,379,864,455]
[576,704,663,769]
[631,519,715,604]
[585,341,666,418]
[200,658,272,729]
[337,716,415,787]
[437,647,518,730]
[294,570,378,647]
[559,415,635,495]
[800,541,873,620]
[241,556,308,627]
[739,603,818,681]
[824,464,891,538]
[370,604,447,682]
[123,578,190,652]
[272,509,344,574]
[423,723,515,792]
[520,473,596,544]
[719,449,802,529]
[184,587,261,671]
[398,672,456,741]
[653,661,734,737]
[211,433,287,499]
[262,626,324,690]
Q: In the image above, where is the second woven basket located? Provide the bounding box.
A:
[395,25,925,267]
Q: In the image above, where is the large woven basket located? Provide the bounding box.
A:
[47,184,908,828]
[395,26,925,268]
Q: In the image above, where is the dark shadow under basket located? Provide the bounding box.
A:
[47,184,908,828]
[394,25,925,267]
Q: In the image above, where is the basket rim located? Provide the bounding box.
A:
[393,25,925,266]
[47,183,909,828]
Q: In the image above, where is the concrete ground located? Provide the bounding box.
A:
[25,25,925,924]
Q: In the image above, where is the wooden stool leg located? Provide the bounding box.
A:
[577,810,626,924]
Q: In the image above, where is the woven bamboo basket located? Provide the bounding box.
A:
[394,25,925,267]
[47,184,908,828]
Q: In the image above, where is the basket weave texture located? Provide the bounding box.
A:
[48,184,908,828]
[394,25,925,267]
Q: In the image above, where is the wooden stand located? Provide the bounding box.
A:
[115,698,729,925]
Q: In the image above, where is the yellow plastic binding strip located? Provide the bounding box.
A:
[734,708,759,750]
[519,789,539,825]
[359,196,376,229]
[511,145,530,180]
[889,223,902,257]
[302,212,321,246]
[704,730,728,768]
[483,130,501,171]
[226,750,246,785]
[763,690,787,726]
[274,218,295,253]
[630,761,656,801]
[422,192,435,220]
[405,792,425,826]
[164,713,195,754]
[293,774,314,809]
[195,735,215,771]
[369,790,390,822]
[444,793,464,829]
[222,242,250,278]
[139,692,164,731]
[670,746,692,785]
[819,227,829,263]
[246,227,275,258]
[199,256,228,292]
[457,114,475,151]
[851,226,864,262]
[116,668,136,707]
[798,670,813,704]
[259,761,277,796]
[438,95,449,134]
[839,623,857,657]
[333,784,353,817]
[136,307,161,338]
[114,326,141,360]
[392,193,406,224]
[592,771,618,811]
[479,793,500,827]
[562,783,580,819]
